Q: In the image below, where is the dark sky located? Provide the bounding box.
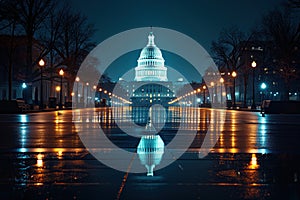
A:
[71,0,285,82]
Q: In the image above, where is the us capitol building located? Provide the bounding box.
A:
[129,32,175,107]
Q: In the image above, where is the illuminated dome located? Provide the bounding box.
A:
[134,32,168,82]
[139,34,163,60]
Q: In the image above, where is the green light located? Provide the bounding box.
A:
[261,83,267,90]
[22,82,27,89]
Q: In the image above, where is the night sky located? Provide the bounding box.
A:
[71,0,285,82]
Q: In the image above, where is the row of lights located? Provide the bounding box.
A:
[38,59,65,109]
[75,77,132,105]
[169,77,228,105]
[168,85,206,105]
[111,93,132,104]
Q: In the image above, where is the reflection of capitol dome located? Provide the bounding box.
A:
[137,135,164,176]
[134,32,168,82]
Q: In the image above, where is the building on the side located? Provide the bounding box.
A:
[0,35,51,105]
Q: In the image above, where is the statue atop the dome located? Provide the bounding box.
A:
[147,32,155,46]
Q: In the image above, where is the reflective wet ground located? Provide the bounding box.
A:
[0,107,299,200]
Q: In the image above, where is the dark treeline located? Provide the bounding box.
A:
[0,0,96,102]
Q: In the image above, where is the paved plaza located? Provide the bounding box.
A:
[0,107,300,200]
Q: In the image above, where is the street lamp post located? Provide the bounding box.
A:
[251,61,257,110]
[59,69,64,109]
[232,71,237,108]
[260,82,267,104]
[86,82,89,107]
[197,88,201,107]
[220,77,224,105]
[55,86,61,100]
[38,59,45,109]
[203,85,207,106]
[108,92,112,107]
[210,82,215,104]
[75,76,80,107]
[22,82,27,100]
[99,88,102,107]
[93,85,97,106]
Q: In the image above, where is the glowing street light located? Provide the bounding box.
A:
[220,77,224,83]
[38,59,45,67]
[55,86,61,92]
[261,82,267,90]
[59,69,64,76]
[22,82,27,89]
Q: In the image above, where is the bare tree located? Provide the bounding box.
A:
[262,8,300,100]
[211,27,254,107]
[38,5,65,97]
[54,7,96,101]
[8,0,55,103]
[287,0,300,8]
[0,0,23,100]
[0,0,96,105]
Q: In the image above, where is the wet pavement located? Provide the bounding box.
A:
[0,107,300,200]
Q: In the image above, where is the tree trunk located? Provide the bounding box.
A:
[49,50,54,97]
[243,75,248,107]
[8,22,16,101]
[284,80,290,101]
[25,34,33,104]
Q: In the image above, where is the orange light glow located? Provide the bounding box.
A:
[232,71,237,78]
[38,59,45,67]
[37,153,43,167]
[249,153,259,169]
[56,86,61,92]
[59,69,64,76]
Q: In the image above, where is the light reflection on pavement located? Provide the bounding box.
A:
[0,107,299,200]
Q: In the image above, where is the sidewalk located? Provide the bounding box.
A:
[230,107,261,112]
